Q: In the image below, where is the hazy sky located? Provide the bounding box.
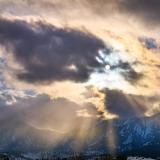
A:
[0,0,160,147]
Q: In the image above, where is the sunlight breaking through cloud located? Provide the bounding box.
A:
[0,0,160,156]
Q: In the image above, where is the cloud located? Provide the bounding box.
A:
[0,1,159,120]
[0,93,102,130]
[109,61,143,84]
[120,0,160,26]
[139,37,159,50]
[1,0,160,31]
[0,93,104,150]
[121,67,143,84]
[78,0,160,28]
[0,18,108,83]
[105,89,153,118]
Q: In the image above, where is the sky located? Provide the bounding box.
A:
[0,0,160,150]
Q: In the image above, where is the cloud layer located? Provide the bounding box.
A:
[0,0,159,124]
[0,18,108,83]
[0,0,160,152]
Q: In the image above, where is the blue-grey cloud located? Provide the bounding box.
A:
[139,37,159,50]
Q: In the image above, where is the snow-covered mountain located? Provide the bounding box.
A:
[0,114,160,158]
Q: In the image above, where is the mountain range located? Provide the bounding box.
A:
[0,114,160,158]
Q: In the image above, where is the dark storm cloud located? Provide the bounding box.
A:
[122,68,143,84]
[110,61,143,84]
[0,18,108,83]
[110,61,132,70]
[105,90,149,118]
